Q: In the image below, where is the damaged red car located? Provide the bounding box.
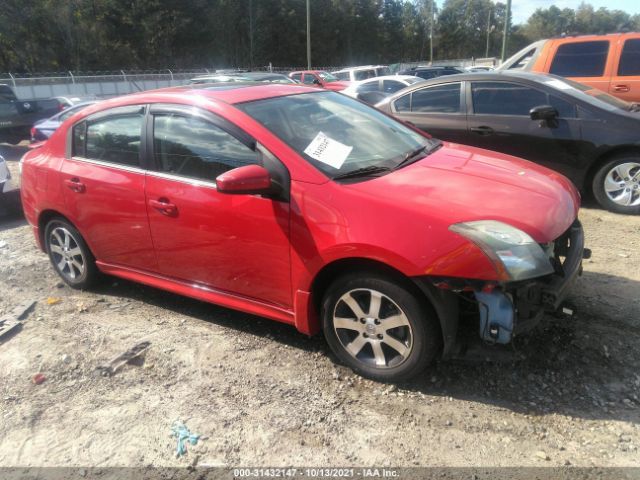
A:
[20,83,587,381]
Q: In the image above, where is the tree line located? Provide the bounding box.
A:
[0,0,638,73]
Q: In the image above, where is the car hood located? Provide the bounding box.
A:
[346,143,580,243]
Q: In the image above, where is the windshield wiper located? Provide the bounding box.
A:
[332,165,391,180]
[394,140,442,171]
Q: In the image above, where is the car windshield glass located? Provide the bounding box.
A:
[237,91,437,179]
[318,71,338,82]
[544,76,632,111]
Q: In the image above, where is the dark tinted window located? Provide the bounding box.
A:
[291,73,302,82]
[415,70,438,80]
[394,94,411,112]
[85,112,143,166]
[549,95,576,118]
[302,74,316,85]
[619,39,640,76]
[383,80,405,93]
[550,41,609,77]
[472,82,547,115]
[357,81,380,94]
[411,83,461,113]
[72,122,86,157]
[153,114,259,182]
[335,71,350,81]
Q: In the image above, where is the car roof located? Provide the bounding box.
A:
[75,83,319,116]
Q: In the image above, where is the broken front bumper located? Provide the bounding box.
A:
[478,219,587,343]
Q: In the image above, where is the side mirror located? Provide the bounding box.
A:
[216,164,272,195]
[312,78,321,85]
[530,105,558,121]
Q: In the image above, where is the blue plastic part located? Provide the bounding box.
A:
[171,421,200,457]
[474,290,515,344]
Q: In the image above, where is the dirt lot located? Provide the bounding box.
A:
[0,145,639,468]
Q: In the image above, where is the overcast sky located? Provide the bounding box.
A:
[435,0,640,25]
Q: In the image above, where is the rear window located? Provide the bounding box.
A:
[550,41,610,77]
[618,39,640,76]
[410,83,462,113]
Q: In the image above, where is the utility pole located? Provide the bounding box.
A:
[485,7,492,58]
[249,0,254,70]
[501,0,511,62]
[306,0,311,69]
[429,0,434,64]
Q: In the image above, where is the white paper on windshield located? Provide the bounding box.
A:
[545,79,572,90]
[304,132,353,169]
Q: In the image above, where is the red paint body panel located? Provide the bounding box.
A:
[19,84,580,338]
[289,70,351,91]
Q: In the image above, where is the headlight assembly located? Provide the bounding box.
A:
[449,220,554,281]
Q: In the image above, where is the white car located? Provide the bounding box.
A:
[341,75,425,104]
[333,65,391,82]
[0,155,20,215]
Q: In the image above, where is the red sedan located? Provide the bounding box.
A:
[288,70,351,91]
[20,83,586,382]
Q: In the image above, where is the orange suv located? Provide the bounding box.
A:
[499,33,640,102]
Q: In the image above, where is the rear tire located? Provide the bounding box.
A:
[44,218,99,289]
[592,155,640,215]
[322,272,440,382]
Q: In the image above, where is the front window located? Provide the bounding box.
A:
[317,71,338,82]
[618,39,640,76]
[237,91,436,180]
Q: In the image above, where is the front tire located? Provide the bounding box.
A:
[44,218,99,289]
[322,273,440,382]
[592,155,640,214]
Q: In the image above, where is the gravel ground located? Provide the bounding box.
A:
[0,146,639,468]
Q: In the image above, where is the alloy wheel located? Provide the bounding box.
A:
[603,162,640,207]
[48,226,86,281]
[332,288,413,369]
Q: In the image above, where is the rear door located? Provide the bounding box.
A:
[547,40,613,95]
[61,105,157,271]
[389,81,470,144]
[144,104,292,308]
[467,81,584,181]
[610,37,640,103]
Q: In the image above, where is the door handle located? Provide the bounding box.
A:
[613,84,630,93]
[64,178,85,193]
[149,198,178,216]
[470,126,494,136]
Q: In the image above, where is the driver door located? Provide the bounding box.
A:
[144,104,292,308]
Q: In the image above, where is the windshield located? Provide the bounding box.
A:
[237,91,436,180]
[543,76,633,112]
[318,71,339,82]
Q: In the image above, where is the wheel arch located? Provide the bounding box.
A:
[308,257,459,357]
[37,210,84,253]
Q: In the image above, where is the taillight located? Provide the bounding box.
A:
[30,127,36,139]
[59,103,66,112]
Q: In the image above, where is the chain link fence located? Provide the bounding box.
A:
[0,59,497,100]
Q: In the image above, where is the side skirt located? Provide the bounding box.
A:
[95,261,296,327]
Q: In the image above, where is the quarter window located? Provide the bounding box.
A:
[550,41,609,77]
[410,83,461,113]
[153,113,259,182]
[394,94,411,112]
[84,111,144,167]
[618,39,640,76]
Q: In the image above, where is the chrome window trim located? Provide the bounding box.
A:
[145,170,218,190]
[69,156,145,175]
